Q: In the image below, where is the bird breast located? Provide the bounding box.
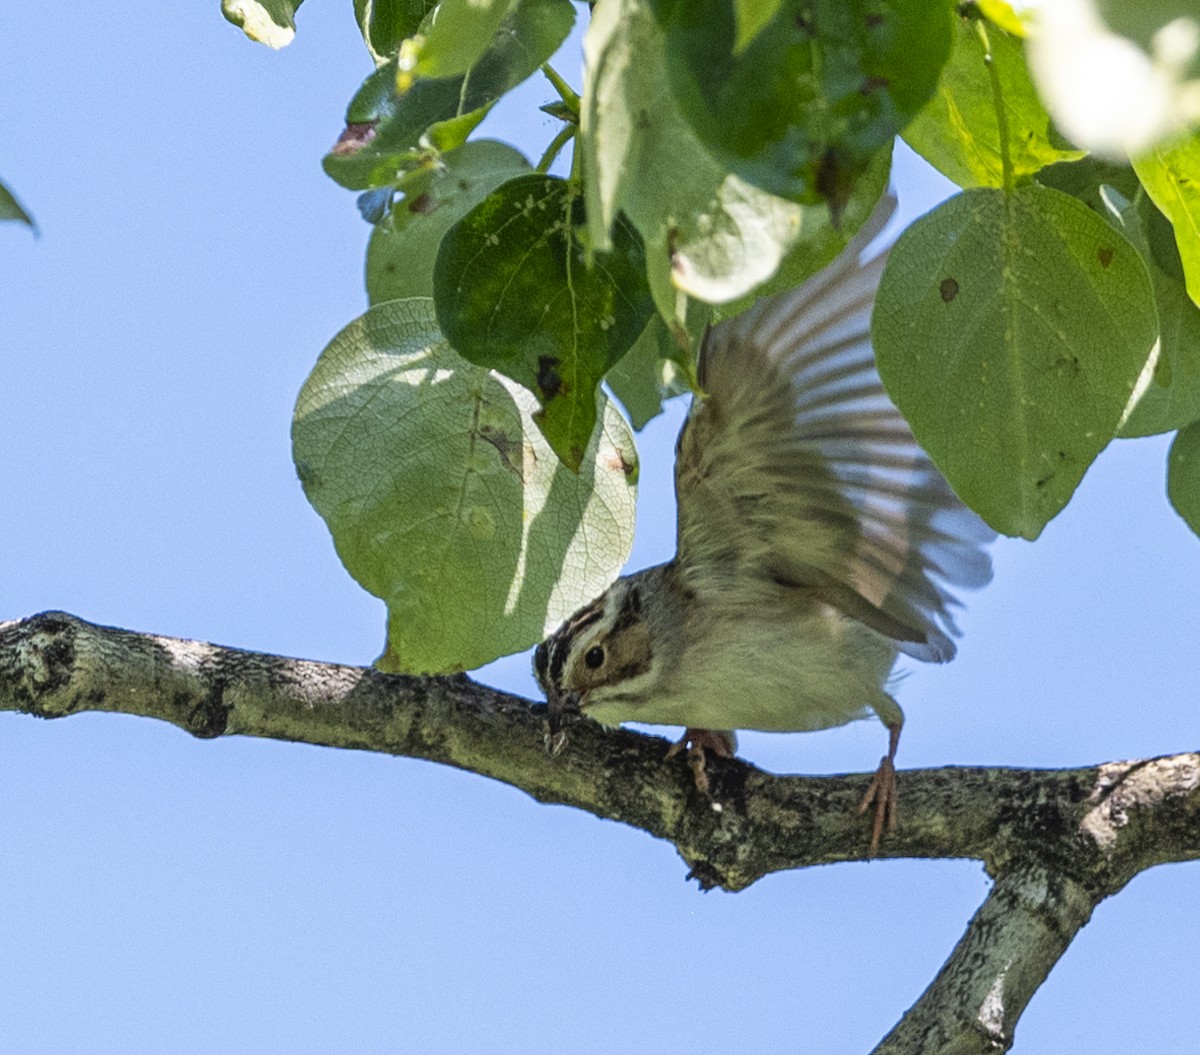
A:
[583,596,900,733]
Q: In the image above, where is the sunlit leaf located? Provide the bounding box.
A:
[324,0,573,191]
[434,174,655,468]
[412,0,519,79]
[355,0,435,63]
[873,184,1158,539]
[221,0,301,48]
[1132,135,1200,307]
[292,299,638,673]
[367,140,530,302]
[903,12,1083,188]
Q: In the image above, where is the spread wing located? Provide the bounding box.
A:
[674,195,994,662]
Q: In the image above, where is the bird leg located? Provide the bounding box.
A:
[858,722,902,855]
[666,728,736,795]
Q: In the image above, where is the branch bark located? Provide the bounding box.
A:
[3,610,1198,1053]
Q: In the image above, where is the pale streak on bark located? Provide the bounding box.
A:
[2,611,1199,1055]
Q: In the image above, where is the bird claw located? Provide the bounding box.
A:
[857,722,902,856]
[666,728,735,796]
[857,756,897,856]
[544,726,569,757]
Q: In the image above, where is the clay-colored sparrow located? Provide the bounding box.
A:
[534,195,994,851]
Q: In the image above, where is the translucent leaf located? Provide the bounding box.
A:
[1168,419,1200,537]
[873,184,1158,539]
[0,180,35,231]
[412,0,519,80]
[711,146,892,320]
[581,0,891,307]
[733,0,781,51]
[1132,135,1200,307]
[221,0,301,48]
[324,0,573,191]
[355,0,435,63]
[647,0,951,204]
[903,13,1084,188]
[366,140,530,302]
[976,0,1027,38]
[292,299,638,674]
[604,314,691,430]
[433,174,655,469]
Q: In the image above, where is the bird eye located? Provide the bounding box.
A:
[584,646,605,669]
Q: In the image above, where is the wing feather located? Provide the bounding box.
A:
[674,194,994,662]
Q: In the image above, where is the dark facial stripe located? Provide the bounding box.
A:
[609,585,642,635]
[547,599,605,685]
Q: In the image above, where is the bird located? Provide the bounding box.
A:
[533,193,995,853]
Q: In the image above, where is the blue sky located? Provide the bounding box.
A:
[2,4,1198,1053]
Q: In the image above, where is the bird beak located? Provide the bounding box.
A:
[544,687,582,756]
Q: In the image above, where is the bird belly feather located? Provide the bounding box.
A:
[583,601,900,733]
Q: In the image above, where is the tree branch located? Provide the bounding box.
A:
[3,611,1198,1053]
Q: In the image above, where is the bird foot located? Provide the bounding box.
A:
[857,723,902,855]
[666,728,735,795]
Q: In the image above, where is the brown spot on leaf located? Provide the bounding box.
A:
[407,193,437,215]
[1054,355,1080,379]
[604,448,636,476]
[940,277,959,303]
[860,75,890,94]
[866,11,884,27]
[1098,246,1114,268]
[330,122,377,156]
[478,425,527,480]
[537,356,564,400]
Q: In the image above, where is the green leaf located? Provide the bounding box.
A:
[648,0,951,204]
[1168,420,1200,538]
[975,0,1027,37]
[433,174,655,469]
[0,180,35,231]
[1132,135,1200,307]
[324,0,574,191]
[412,0,520,79]
[1039,157,1200,437]
[292,299,638,674]
[1103,185,1200,437]
[733,0,782,51]
[355,0,435,63]
[711,145,892,320]
[582,0,891,308]
[902,11,1083,188]
[873,184,1158,539]
[367,140,530,302]
[604,314,692,429]
[221,0,302,48]
[1037,155,1141,212]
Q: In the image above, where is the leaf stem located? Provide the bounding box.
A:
[536,123,576,175]
[541,62,579,120]
[977,20,1014,193]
